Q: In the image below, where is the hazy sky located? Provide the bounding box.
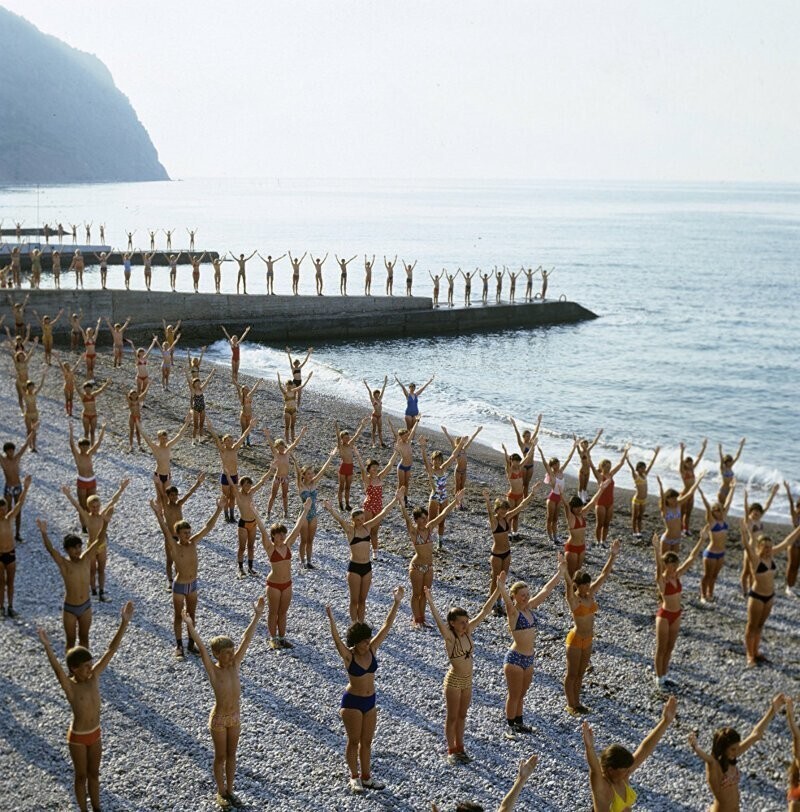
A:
[6,1,800,181]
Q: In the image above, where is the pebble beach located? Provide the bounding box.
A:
[0,343,797,812]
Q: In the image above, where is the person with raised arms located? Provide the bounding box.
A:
[403,259,417,296]
[740,484,780,596]
[420,434,465,546]
[496,559,565,737]
[103,317,132,369]
[337,253,357,296]
[509,415,541,499]
[68,421,105,517]
[206,416,257,524]
[288,250,306,295]
[230,251,257,295]
[688,693,784,812]
[562,541,619,715]
[679,438,708,536]
[323,492,400,623]
[697,482,736,604]
[264,426,306,518]
[626,446,661,538]
[183,598,264,811]
[286,346,313,406]
[220,325,251,384]
[211,254,230,294]
[334,417,367,512]
[384,255,397,296]
[141,414,192,504]
[326,586,403,794]
[234,377,262,446]
[589,448,630,545]
[363,254,376,296]
[32,307,64,365]
[717,438,745,504]
[21,370,47,452]
[186,368,215,444]
[311,252,328,295]
[0,436,31,542]
[582,697,676,812]
[293,449,337,569]
[656,472,705,555]
[395,373,434,430]
[538,441,577,544]
[226,464,273,578]
[363,375,388,448]
[257,252,286,295]
[79,378,110,445]
[126,335,159,395]
[425,583,499,765]
[441,424,482,509]
[353,445,398,558]
[563,482,612,577]
[0,475,30,617]
[387,417,421,506]
[38,601,134,812]
[188,251,207,293]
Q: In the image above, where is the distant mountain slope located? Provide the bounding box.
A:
[0,7,169,184]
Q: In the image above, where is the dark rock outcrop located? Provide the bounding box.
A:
[0,8,169,184]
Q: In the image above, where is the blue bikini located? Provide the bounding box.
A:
[341,650,378,713]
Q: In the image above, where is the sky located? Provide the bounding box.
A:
[5,1,800,181]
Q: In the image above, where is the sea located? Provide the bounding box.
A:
[2,178,798,519]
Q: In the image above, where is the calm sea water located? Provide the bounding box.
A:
[2,178,798,517]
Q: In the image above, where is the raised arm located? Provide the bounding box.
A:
[497,754,539,812]
[423,586,450,639]
[325,605,351,663]
[233,597,266,664]
[38,628,73,697]
[370,586,404,649]
[528,556,566,609]
[591,539,620,592]
[677,527,707,576]
[677,472,706,504]
[190,498,225,543]
[416,374,435,395]
[694,438,708,465]
[736,694,783,753]
[93,602,135,675]
[629,696,677,773]
[285,500,312,546]
[468,585,501,630]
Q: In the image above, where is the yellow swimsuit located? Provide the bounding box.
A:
[610,782,637,811]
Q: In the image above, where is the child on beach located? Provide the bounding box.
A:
[335,418,367,511]
[575,430,603,502]
[363,376,388,447]
[679,439,708,536]
[221,325,251,384]
[125,385,148,452]
[395,374,434,430]
[235,379,262,445]
[0,475,30,617]
[264,427,306,518]
[510,416,541,498]
[717,438,745,503]
[258,500,311,649]
[353,446,397,557]
[22,372,46,451]
[69,310,83,352]
[206,417,257,523]
[79,318,102,379]
[103,317,131,368]
[38,601,134,812]
[784,480,800,597]
[127,336,159,394]
[80,379,111,445]
[563,483,612,576]
[150,496,225,658]
[141,415,191,503]
[740,485,779,596]
[656,473,705,555]
[1,436,31,540]
[589,449,630,544]
[182,598,264,810]
[69,422,105,516]
[32,308,63,364]
[293,451,337,568]
[154,475,206,588]
[388,418,420,505]
[538,442,577,543]
[626,446,660,538]
[420,435,464,545]
[40,518,104,649]
[188,370,215,443]
[159,335,181,390]
[697,483,736,604]
[226,465,272,577]
[441,424,482,508]
[286,346,313,405]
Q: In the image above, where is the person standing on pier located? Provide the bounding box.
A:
[495,267,505,303]
[258,252,286,295]
[480,270,490,305]
[147,230,157,251]
[384,255,397,296]
[428,271,442,307]
[43,223,51,245]
[337,255,357,296]
[540,267,553,300]
[446,270,457,307]
[69,250,85,290]
[311,253,328,295]
[186,228,198,251]
[164,252,180,292]
[403,259,417,296]
[523,267,538,302]
[364,255,375,296]
[92,252,110,290]
[125,230,135,251]
[460,268,476,307]
[9,247,22,288]
[57,223,66,245]
[211,255,229,294]
[142,250,157,291]
[230,251,257,295]
[84,222,92,243]
[164,228,175,250]
[122,253,133,290]
[287,251,306,295]
[189,252,207,293]
[69,224,78,245]
[508,268,521,303]
[15,220,24,242]
[98,224,106,244]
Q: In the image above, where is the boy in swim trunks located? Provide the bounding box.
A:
[38,600,134,812]
[150,497,225,658]
[388,417,421,506]
[158,474,206,588]
[335,418,367,511]
[182,597,264,810]
[39,519,104,650]
[626,447,660,539]
[0,475,31,617]
[1,436,31,541]
[68,422,105,518]
[126,385,148,453]
[264,427,306,518]
[141,414,192,504]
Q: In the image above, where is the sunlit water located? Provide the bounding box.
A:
[2,178,798,517]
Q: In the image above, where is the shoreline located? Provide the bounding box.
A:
[0,344,797,811]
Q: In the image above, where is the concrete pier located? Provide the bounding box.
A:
[5,289,596,344]
[0,244,218,271]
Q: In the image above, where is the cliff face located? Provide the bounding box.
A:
[0,8,169,184]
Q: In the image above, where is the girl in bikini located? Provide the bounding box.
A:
[502,447,536,540]
[420,435,465,546]
[325,586,403,795]
[656,473,705,556]
[576,429,603,503]
[496,561,564,738]
[397,486,463,628]
[563,541,619,716]
[441,424,482,509]
[784,480,800,598]
[425,583,499,765]
[362,376,388,447]
[353,446,397,558]
[187,370,215,444]
[688,694,784,812]
[235,378,262,445]
[221,325,251,384]
[259,500,311,649]
[538,441,577,544]
[697,483,736,604]
[717,438,745,503]
[264,427,306,518]
[335,418,367,512]
[59,356,82,417]
[323,494,399,623]
[21,373,47,452]
[483,485,541,616]
[652,528,706,689]
[510,415,542,498]
[395,374,434,430]
[229,468,273,577]
[142,250,157,291]
[80,379,111,445]
[740,485,780,596]
[285,346,313,406]
[582,698,676,812]
[563,481,612,576]
[80,319,102,380]
[159,336,181,390]
[741,519,800,666]
[32,308,63,365]
[125,385,148,453]
[103,318,131,368]
[388,418,420,506]
[293,450,337,569]
[126,336,159,395]
[278,372,313,443]
[589,449,629,545]
[679,438,708,536]
[625,446,660,538]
